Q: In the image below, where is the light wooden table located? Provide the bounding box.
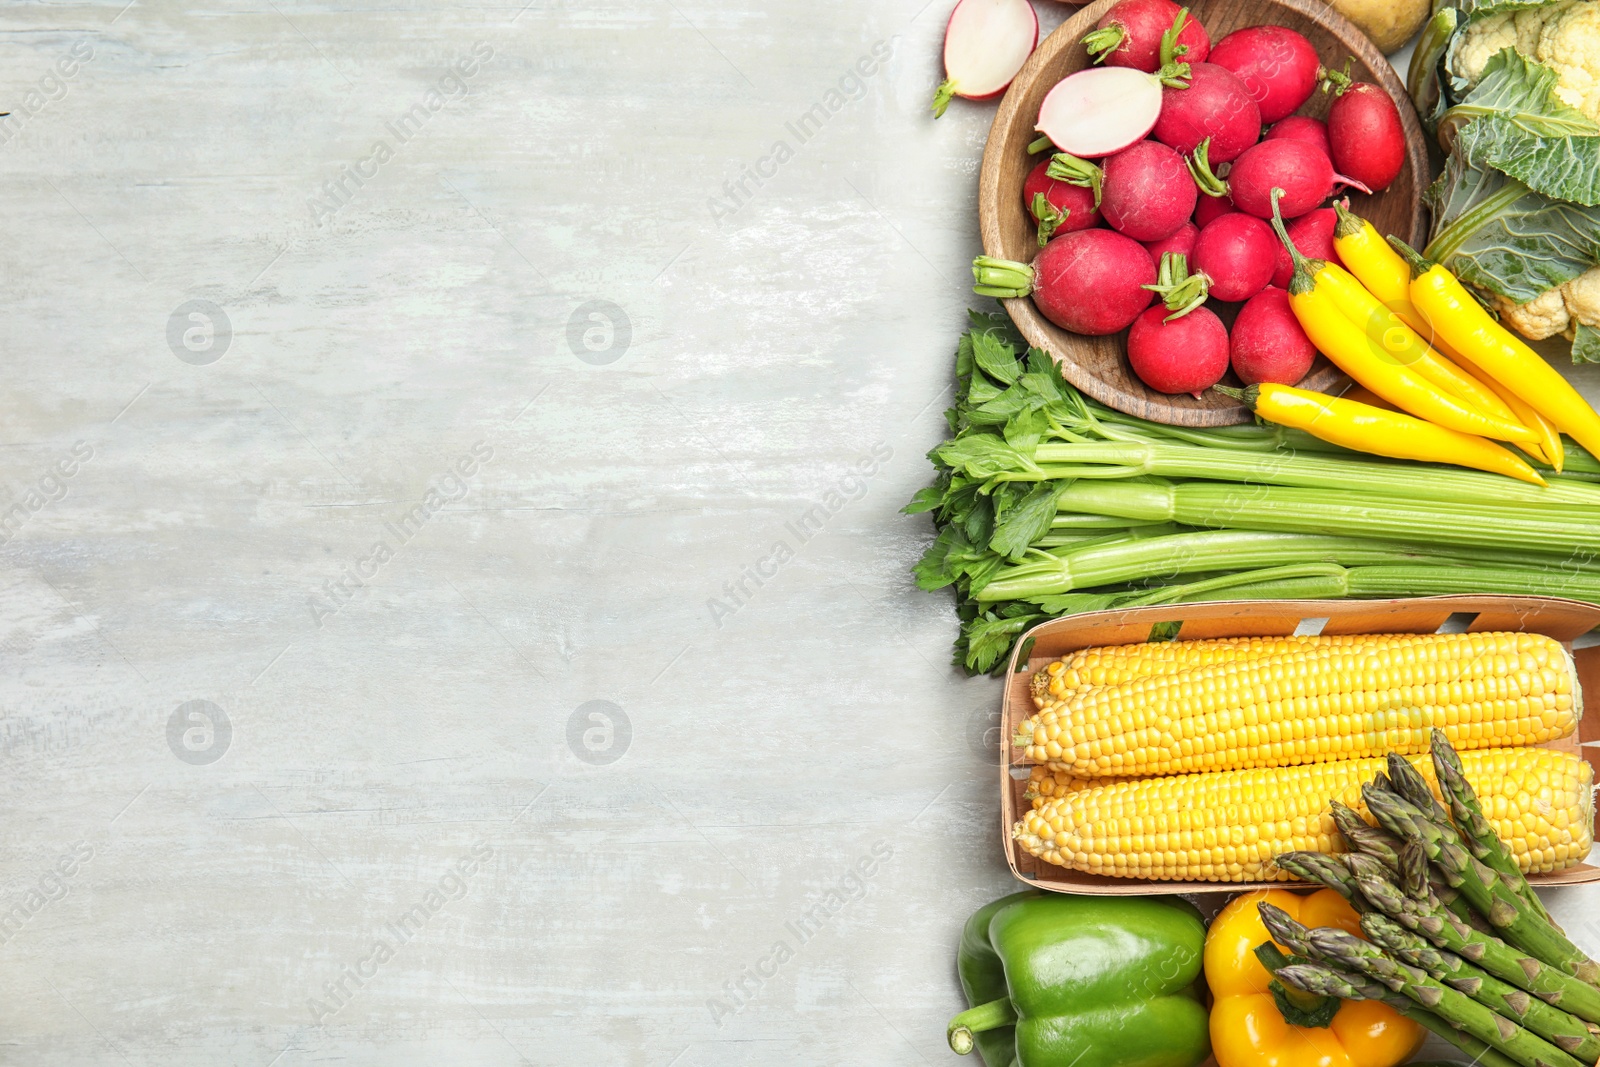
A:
[1,2,1594,1064]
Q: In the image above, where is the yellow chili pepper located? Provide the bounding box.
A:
[1311,266,1535,442]
[1330,205,1526,429]
[1391,236,1600,461]
[1226,382,1547,485]
[1266,199,1540,445]
[1464,364,1566,471]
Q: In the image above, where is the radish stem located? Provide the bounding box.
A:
[1142,252,1209,320]
[972,256,1034,298]
[1045,152,1104,205]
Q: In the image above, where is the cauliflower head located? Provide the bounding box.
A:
[1452,0,1600,120]
[1449,2,1600,347]
[1560,264,1600,331]
[1489,285,1571,339]
[1486,265,1600,341]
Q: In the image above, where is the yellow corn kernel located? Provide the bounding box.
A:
[1012,747,1593,882]
[1018,631,1577,778]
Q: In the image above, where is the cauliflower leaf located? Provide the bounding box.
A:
[1575,323,1600,362]
[1425,120,1600,302]
[1442,49,1600,205]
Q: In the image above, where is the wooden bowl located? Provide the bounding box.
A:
[978,0,1431,426]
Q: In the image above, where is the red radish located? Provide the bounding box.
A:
[1151,62,1261,163]
[1269,207,1340,288]
[1328,82,1405,192]
[1230,285,1317,384]
[1023,159,1101,245]
[1190,136,1366,220]
[1128,255,1229,395]
[1035,66,1179,157]
[1193,191,1235,227]
[1100,140,1196,242]
[971,230,1155,335]
[1206,26,1327,124]
[1265,115,1331,158]
[1083,0,1209,73]
[1189,212,1277,301]
[1144,220,1197,263]
[932,0,1040,117]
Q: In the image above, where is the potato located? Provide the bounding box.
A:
[1328,0,1429,53]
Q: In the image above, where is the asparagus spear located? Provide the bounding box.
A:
[1349,861,1600,1025]
[1306,925,1587,1067]
[1361,912,1600,1062]
[1275,960,1524,1067]
[1363,783,1598,984]
[1330,801,1404,870]
[1397,831,1497,933]
[1388,826,1494,932]
[1431,873,1495,933]
[1394,837,1432,898]
[1276,850,1369,909]
[1430,730,1553,924]
[1386,752,1455,825]
[1258,901,1319,958]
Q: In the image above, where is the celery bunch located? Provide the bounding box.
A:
[907,313,1600,673]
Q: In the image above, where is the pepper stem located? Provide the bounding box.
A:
[973,256,1035,298]
[948,996,1019,1055]
[931,79,957,118]
[1386,235,1433,280]
[1031,192,1069,247]
[1143,251,1208,320]
[1268,188,1324,297]
[1082,24,1125,63]
[1046,152,1104,205]
[1255,941,1343,1028]
[1027,133,1054,154]
[1332,199,1366,239]
[1186,139,1228,198]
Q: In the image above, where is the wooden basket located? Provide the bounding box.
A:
[977,0,1431,427]
[1000,595,1600,894]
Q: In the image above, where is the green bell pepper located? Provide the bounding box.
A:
[950,890,1212,1067]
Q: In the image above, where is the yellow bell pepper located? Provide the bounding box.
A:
[1206,889,1425,1067]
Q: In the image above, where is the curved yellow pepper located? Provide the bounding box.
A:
[1327,208,1522,431]
[1206,889,1425,1067]
[1393,237,1600,462]
[1240,383,1545,485]
[1286,281,1539,445]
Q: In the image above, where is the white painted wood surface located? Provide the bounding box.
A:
[0,2,1595,1064]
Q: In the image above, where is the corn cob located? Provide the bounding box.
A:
[1022,766,1091,809]
[1029,631,1484,707]
[1017,631,1578,778]
[1012,747,1593,883]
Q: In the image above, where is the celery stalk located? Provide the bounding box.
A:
[973,530,1542,602]
[1012,441,1600,507]
[1055,481,1600,553]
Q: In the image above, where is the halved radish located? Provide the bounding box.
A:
[933,0,1041,117]
[1036,67,1166,157]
